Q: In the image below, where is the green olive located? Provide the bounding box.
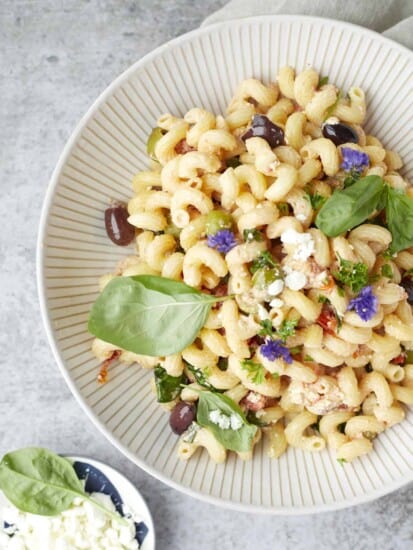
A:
[252,266,283,291]
[147,127,164,161]
[205,210,233,235]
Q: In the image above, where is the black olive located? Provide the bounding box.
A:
[322,123,359,146]
[169,402,196,435]
[400,276,413,305]
[104,204,135,246]
[242,115,285,148]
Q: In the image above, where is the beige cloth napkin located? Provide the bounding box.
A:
[202,0,413,50]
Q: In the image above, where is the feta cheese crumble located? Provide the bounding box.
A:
[0,493,139,550]
[209,410,243,431]
[257,303,270,320]
[267,279,284,296]
[269,298,284,308]
[280,229,315,261]
[284,270,307,291]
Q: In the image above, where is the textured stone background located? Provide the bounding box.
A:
[0,1,411,548]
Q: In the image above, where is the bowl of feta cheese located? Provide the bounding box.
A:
[0,450,155,550]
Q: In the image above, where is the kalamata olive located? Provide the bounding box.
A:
[400,276,413,305]
[104,204,135,246]
[242,115,285,147]
[169,401,196,435]
[322,123,359,146]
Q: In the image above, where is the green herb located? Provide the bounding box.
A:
[315,176,385,237]
[304,355,314,362]
[249,251,277,274]
[271,371,280,379]
[185,362,222,392]
[88,275,231,357]
[146,127,164,161]
[337,458,347,466]
[319,76,329,86]
[343,169,361,188]
[196,391,257,452]
[154,366,184,402]
[324,90,343,120]
[334,257,369,293]
[241,359,266,384]
[277,202,290,215]
[226,156,241,169]
[258,319,273,338]
[246,410,267,427]
[381,264,393,278]
[337,285,345,297]
[385,186,413,253]
[318,295,330,304]
[277,319,298,342]
[0,448,126,523]
[289,345,302,355]
[243,228,263,242]
[306,192,328,210]
[382,249,396,260]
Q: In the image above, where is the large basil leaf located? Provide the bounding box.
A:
[0,448,125,523]
[88,275,222,356]
[386,187,413,253]
[197,391,257,452]
[315,176,385,237]
[154,365,184,402]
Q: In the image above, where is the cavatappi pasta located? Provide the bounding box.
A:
[93,66,413,465]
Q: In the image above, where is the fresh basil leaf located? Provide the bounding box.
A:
[386,187,413,253]
[185,362,222,392]
[315,176,385,237]
[0,448,126,524]
[88,275,223,356]
[154,366,184,402]
[196,391,258,452]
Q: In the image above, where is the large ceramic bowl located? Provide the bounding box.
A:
[37,15,413,513]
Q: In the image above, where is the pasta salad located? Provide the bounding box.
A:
[89,66,413,464]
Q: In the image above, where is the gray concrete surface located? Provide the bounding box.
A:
[0,1,411,548]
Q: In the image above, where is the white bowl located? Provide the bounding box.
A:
[37,15,413,514]
[0,455,155,549]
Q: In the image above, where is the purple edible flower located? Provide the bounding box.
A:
[347,285,378,322]
[340,147,369,173]
[260,339,293,364]
[207,229,237,254]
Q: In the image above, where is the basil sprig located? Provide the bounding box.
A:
[88,275,230,356]
[315,176,384,237]
[316,176,413,253]
[197,391,257,452]
[0,448,126,523]
[154,366,185,402]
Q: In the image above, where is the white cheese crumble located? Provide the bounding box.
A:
[280,229,315,261]
[267,279,284,296]
[257,304,270,320]
[284,270,307,290]
[0,494,139,550]
[209,410,243,431]
[269,298,284,308]
[295,213,307,222]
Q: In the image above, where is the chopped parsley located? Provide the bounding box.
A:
[381,264,393,278]
[318,295,330,304]
[289,345,303,355]
[306,191,328,210]
[258,319,298,342]
[250,251,277,274]
[319,76,329,86]
[304,354,314,362]
[277,202,290,215]
[243,228,264,242]
[337,458,347,466]
[241,359,266,384]
[333,256,370,294]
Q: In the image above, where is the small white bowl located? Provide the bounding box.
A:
[0,455,155,550]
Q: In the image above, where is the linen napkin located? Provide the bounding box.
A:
[202,0,413,50]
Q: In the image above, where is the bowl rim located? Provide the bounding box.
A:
[37,14,413,514]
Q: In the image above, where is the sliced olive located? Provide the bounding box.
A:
[169,402,196,435]
[147,127,164,160]
[104,205,135,246]
[252,266,283,291]
[205,210,233,235]
[242,115,285,147]
[400,276,413,305]
[322,123,358,146]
